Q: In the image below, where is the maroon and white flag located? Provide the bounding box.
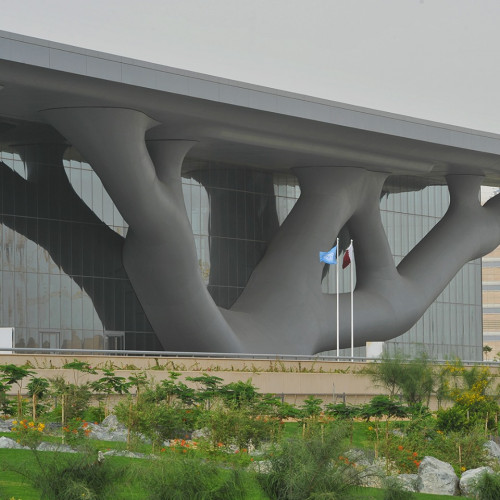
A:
[342,243,354,269]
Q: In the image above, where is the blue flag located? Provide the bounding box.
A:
[319,245,337,265]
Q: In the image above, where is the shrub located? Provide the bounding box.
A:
[10,419,46,449]
[436,405,468,433]
[197,400,276,450]
[473,471,500,500]
[382,476,416,500]
[258,423,365,500]
[10,446,124,499]
[142,454,247,499]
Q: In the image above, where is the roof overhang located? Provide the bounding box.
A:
[1,30,500,185]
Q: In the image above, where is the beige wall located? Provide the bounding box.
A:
[0,354,483,410]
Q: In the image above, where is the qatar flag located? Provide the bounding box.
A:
[342,243,354,269]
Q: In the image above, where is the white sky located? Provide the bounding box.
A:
[1,0,500,133]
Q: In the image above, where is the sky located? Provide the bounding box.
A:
[1,0,500,133]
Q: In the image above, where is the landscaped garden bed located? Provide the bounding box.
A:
[1,354,500,499]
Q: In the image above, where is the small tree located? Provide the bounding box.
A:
[0,364,35,417]
[362,350,407,397]
[362,351,434,411]
[90,368,130,415]
[483,345,493,361]
[27,377,49,421]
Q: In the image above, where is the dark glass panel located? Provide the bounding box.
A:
[114,279,125,331]
[14,219,27,271]
[37,219,50,274]
[2,219,15,271]
[245,193,255,240]
[124,287,136,331]
[59,221,72,272]
[225,190,237,237]
[60,275,72,330]
[49,274,61,329]
[228,287,239,308]
[25,218,38,273]
[71,280,83,330]
[70,223,83,277]
[92,278,104,331]
[235,191,246,240]
[103,278,115,331]
[236,239,247,287]
[2,164,14,216]
[37,273,49,329]
[26,272,38,328]
[48,220,61,274]
[81,277,94,330]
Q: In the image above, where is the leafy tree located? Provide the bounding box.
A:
[259,423,363,500]
[397,352,434,408]
[90,368,130,416]
[0,363,35,417]
[186,373,224,407]
[362,350,407,397]
[221,380,259,409]
[483,345,493,361]
[362,351,435,410]
[27,377,49,421]
[436,361,500,432]
[325,403,361,445]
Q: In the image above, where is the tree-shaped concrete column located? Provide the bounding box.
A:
[41,107,241,352]
[41,107,500,354]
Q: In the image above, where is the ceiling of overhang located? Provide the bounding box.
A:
[1,59,500,185]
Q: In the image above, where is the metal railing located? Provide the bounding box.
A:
[0,347,497,366]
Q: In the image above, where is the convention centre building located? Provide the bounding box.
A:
[1,30,500,360]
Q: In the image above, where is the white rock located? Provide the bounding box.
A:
[484,440,500,460]
[248,459,272,474]
[396,474,418,492]
[0,419,14,432]
[102,449,151,459]
[36,442,76,453]
[191,428,210,440]
[460,466,494,497]
[100,414,123,430]
[417,456,458,496]
[0,436,28,449]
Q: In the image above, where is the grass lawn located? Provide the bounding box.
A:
[0,446,463,500]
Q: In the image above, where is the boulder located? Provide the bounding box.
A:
[460,466,494,497]
[36,442,76,453]
[248,459,272,474]
[0,436,28,449]
[396,473,418,493]
[87,416,128,442]
[102,449,150,459]
[100,414,122,430]
[484,440,500,460]
[191,428,210,440]
[417,456,458,496]
[0,419,13,432]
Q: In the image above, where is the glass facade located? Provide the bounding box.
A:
[0,146,482,359]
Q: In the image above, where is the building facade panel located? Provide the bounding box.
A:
[0,146,482,358]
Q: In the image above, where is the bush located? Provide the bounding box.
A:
[11,447,124,499]
[382,476,416,500]
[142,454,247,500]
[258,423,365,500]
[198,401,276,450]
[474,471,500,500]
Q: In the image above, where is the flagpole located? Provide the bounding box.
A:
[336,237,339,359]
[350,239,354,362]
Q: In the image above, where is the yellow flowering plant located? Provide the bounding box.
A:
[11,419,46,449]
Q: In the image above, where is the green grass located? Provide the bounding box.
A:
[0,450,462,500]
[0,426,477,500]
[353,488,462,499]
